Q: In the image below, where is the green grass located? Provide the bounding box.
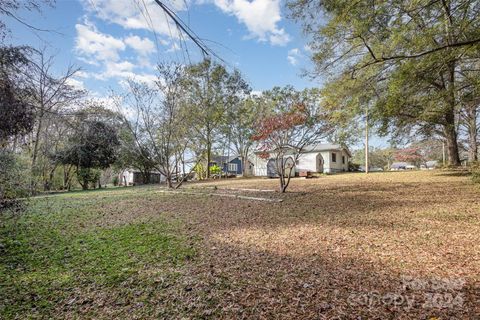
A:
[0,192,194,318]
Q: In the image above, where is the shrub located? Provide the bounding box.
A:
[348,162,360,172]
[470,162,480,184]
[209,164,221,175]
[0,151,30,207]
[112,175,119,186]
[193,163,206,180]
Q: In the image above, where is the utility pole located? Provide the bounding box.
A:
[365,105,369,174]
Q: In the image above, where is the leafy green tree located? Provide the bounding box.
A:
[352,147,395,170]
[58,120,119,190]
[0,47,36,202]
[0,47,34,145]
[289,0,480,166]
[182,59,250,178]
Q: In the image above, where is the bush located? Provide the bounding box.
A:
[112,175,119,186]
[0,150,30,205]
[470,162,480,184]
[76,168,101,190]
[348,162,360,172]
[209,164,221,175]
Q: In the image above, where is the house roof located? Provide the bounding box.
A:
[302,143,351,156]
[211,155,239,164]
[254,143,351,157]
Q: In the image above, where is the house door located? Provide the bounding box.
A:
[316,154,324,173]
[267,159,277,178]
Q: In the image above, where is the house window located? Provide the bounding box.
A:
[342,156,345,164]
[332,153,337,162]
[228,163,238,172]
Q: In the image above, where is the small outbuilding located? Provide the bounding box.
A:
[118,169,165,186]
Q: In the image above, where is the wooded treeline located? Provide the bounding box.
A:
[0,34,326,197]
[1,0,480,200]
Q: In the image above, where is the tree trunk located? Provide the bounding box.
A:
[80,179,88,190]
[443,60,461,166]
[444,123,461,166]
[241,155,246,176]
[167,176,173,188]
[206,138,211,179]
[30,116,44,194]
[467,105,478,162]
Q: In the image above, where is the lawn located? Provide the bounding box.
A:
[1,171,479,319]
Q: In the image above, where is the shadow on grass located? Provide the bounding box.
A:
[190,237,478,319]
[434,171,471,177]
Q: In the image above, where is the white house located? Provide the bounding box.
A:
[251,143,351,176]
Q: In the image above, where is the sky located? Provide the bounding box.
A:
[5,0,316,94]
[4,0,386,148]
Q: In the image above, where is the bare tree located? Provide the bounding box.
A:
[0,0,55,42]
[252,87,333,192]
[26,48,83,193]
[116,63,199,189]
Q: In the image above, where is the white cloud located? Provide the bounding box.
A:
[213,0,290,46]
[87,94,120,113]
[75,22,157,84]
[92,60,157,86]
[100,60,136,79]
[287,48,302,66]
[66,78,85,90]
[75,70,90,78]
[75,23,126,62]
[269,29,291,46]
[80,0,182,39]
[125,35,156,55]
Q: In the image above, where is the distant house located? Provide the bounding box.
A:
[210,156,253,176]
[251,143,351,177]
[118,169,164,186]
[390,162,417,170]
[421,160,438,170]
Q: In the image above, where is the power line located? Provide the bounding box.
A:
[151,0,225,63]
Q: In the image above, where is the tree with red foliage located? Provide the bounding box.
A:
[394,147,423,167]
[252,87,332,192]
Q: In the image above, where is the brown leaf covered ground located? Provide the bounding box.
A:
[3,170,479,319]
[166,171,480,319]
